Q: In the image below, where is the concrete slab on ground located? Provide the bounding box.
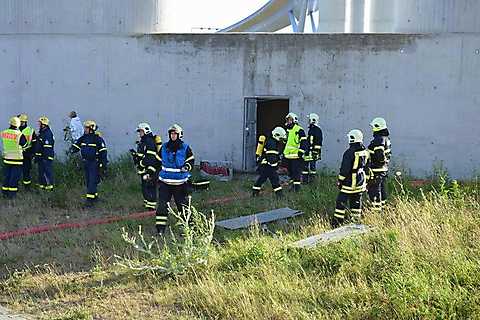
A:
[216,207,303,230]
[0,306,28,320]
[293,224,373,248]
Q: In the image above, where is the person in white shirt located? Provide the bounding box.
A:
[68,111,83,142]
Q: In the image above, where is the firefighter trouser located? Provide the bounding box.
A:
[2,164,22,199]
[84,160,99,201]
[156,182,189,233]
[334,191,363,224]
[285,158,303,191]
[142,177,157,210]
[368,174,388,212]
[302,160,317,184]
[38,159,54,190]
[252,165,283,197]
[22,154,33,187]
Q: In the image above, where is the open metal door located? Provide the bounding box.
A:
[243,98,258,172]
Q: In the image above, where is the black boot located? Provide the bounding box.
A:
[292,183,301,192]
[83,199,96,209]
[331,216,344,229]
[156,225,166,236]
[302,174,310,185]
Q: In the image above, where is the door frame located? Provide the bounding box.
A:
[242,95,290,172]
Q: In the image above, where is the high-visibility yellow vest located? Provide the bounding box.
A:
[1,129,23,161]
[283,124,303,159]
[21,126,34,150]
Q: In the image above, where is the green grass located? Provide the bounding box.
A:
[1,157,480,319]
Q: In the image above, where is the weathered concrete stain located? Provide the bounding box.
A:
[141,33,421,53]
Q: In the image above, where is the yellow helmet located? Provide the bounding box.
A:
[83,120,97,131]
[9,117,21,128]
[38,116,49,126]
[18,114,28,122]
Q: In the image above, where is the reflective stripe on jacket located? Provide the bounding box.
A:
[284,124,306,159]
[159,142,191,185]
[2,129,24,164]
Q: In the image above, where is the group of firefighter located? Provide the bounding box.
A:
[254,112,391,227]
[1,111,390,232]
[1,115,54,197]
[1,115,193,235]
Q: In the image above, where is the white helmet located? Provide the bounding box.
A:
[272,127,287,141]
[348,129,363,144]
[370,117,387,132]
[136,122,152,135]
[308,113,319,125]
[285,112,299,124]
[168,124,183,138]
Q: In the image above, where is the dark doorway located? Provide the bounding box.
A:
[243,97,289,172]
[257,99,289,138]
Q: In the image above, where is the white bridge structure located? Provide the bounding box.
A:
[221,0,480,33]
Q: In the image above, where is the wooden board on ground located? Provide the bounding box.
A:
[216,207,303,230]
[293,224,373,248]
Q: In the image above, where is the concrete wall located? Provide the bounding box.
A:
[366,0,480,33]
[1,33,479,178]
[0,0,161,34]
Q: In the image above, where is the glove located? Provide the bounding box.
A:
[312,151,319,160]
[142,174,151,181]
[99,164,107,178]
[181,165,190,173]
[298,151,304,159]
[336,180,342,190]
[256,157,262,165]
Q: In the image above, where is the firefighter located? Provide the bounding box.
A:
[130,123,161,210]
[34,116,55,191]
[283,112,308,191]
[156,124,194,235]
[1,117,28,199]
[367,117,392,212]
[71,120,108,207]
[17,114,37,189]
[302,113,323,184]
[252,127,287,198]
[332,129,369,228]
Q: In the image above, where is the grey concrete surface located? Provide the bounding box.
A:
[216,207,303,230]
[0,306,28,320]
[293,224,373,248]
[0,0,160,34]
[0,33,479,178]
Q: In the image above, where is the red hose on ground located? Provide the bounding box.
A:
[0,193,251,241]
[0,211,155,241]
